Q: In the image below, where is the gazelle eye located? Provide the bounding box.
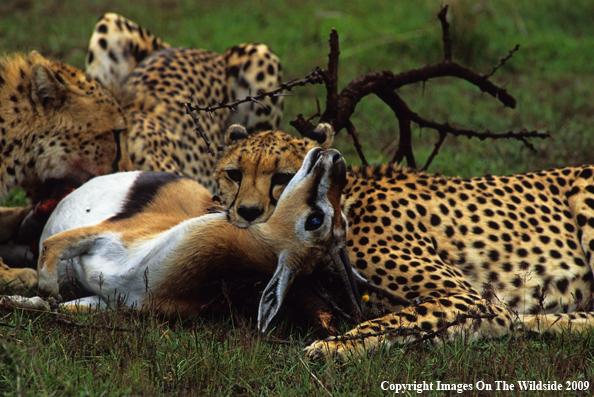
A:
[271,172,294,186]
[226,170,242,183]
[305,212,325,231]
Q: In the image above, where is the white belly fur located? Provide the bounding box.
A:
[41,171,143,244]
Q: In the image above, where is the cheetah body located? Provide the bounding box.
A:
[215,126,594,359]
[86,13,284,192]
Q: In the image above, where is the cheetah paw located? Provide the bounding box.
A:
[304,338,346,360]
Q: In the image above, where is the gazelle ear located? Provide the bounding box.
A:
[258,250,297,332]
[31,62,67,108]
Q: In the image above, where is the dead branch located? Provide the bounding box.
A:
[182,72,324,155]
[484,44,521,80]
[290,5,552,169]
[437,5,453,62]
[52,315,133,333]
[0,322,25,330]
[184,72,324,115]
[345,121,369,166]
[374,86,416,167]
[422,133,447,172]
[321,29,340,127]
[319,311,497,345]
[183,102,215,156]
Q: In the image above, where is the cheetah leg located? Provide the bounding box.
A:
[519,312,594,334]
[305,297,514,361]
[0,206,37,289]
[567,167,594,282]
[85,13,170,92]
[222,44,284,132]
[0,258,37,289]
[0,206,32,243]
[37,226,102,298]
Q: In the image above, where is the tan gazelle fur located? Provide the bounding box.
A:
[37,148,359,330]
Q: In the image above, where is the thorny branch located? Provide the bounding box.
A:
[437,5,453,62]
[52,315,133,332]
[484,44,521,80]
[289,5,552,169]
[182,72,324,155]
[183,102,215,156]
[320,312,498,346]
[185,72,324,114]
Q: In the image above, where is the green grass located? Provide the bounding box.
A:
[1,302,593,396]
[2,0,593,178]
[2,0,594,395]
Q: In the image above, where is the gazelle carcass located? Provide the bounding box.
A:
[36,148,361,330]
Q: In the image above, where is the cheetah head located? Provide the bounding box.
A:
[0,51,133,203]
[214,124,334,228]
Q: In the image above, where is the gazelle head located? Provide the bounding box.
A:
[258,147,362,332]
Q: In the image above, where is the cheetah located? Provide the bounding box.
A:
[85,13,284,192]
[0,51,133,287]
[214,124,594,360]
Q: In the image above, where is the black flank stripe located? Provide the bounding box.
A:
[110,172,183,221]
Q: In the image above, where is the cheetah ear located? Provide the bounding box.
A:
[224,124,249,146]
[26,51,45,65]
[308,123,334,149]
[31,62,68,108]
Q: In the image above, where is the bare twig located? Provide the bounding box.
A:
[289,114,317,139]
[263,337,303,346]
[306,98,322,123]
[406,111,552,153]
[0,322,25,330]
[484,44,521,80]
[299,357,335,396]
[437,5,453,62]
[322,312,497,345]
[345,122,368,165]
[325,62,519,136]
[53,315,133,333]
[183,71,324,155]
[422,133,447,171]
[320,29,340,131]
[374,86,416,167]
[184,71,324,114]
[183,102,215,156]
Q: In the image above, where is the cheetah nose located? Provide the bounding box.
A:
[237,205,264,222]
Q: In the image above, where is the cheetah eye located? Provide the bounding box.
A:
[305,212,325,231]
[226,170,242,184]
[271,172,294,187]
